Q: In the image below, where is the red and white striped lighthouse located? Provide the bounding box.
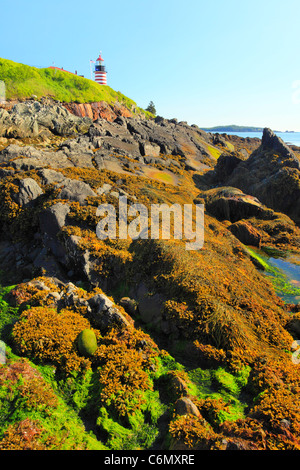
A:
[94,52,107,85]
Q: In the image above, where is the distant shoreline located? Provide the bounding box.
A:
[200,125,293,133]
[200,129,300,147]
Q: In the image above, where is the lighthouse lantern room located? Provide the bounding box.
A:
[94,53,107,85]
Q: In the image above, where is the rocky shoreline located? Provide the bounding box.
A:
[0,98,300,451]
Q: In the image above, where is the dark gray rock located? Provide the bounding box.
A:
[62,234,95,284]
[212,152,246,182]
[58,137,95,168]
[119,297,138,316]
[39,203,70,238]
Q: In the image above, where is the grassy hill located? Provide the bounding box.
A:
[0,57,148,115]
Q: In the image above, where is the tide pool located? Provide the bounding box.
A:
[247,248,300,304]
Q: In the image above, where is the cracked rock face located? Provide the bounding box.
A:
[0,99,92,139]
[0,98,227,194]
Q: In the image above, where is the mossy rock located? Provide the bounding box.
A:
[77,329,97,357]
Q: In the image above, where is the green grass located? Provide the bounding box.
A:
[0,57,152,117]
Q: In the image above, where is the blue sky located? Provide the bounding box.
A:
[1,0,300,130]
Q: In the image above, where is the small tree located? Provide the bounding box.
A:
[146,101,156,115]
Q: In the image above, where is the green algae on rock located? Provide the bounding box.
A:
[77,329,98,357]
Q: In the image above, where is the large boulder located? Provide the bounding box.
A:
[197,187,273,223]
[37,169,66,185]
[174,397,201,417]
[12,178,43,207]
[260,128,300,167]
[57,178,97,204]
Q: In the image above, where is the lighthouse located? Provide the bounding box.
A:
[94,52,107,85]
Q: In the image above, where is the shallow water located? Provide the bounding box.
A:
[268,254,300,304]
[248,247,300,304]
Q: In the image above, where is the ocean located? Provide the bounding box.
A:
[210,131,300,147]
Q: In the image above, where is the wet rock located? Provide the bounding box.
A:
[38,203,70,274]
[286,316,300,336]
[168,373,190,397]
[32,250,66,278]
[63,234,91,276]
[220,438,257,450]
